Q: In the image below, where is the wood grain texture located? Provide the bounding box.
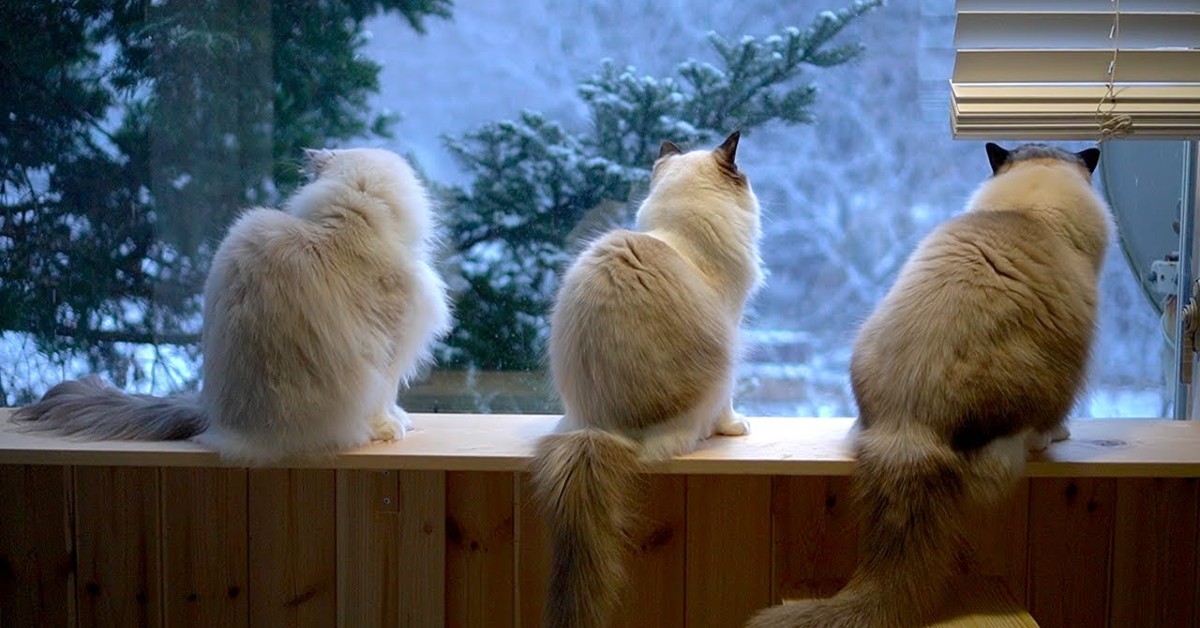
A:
[397,470,446,627]
[5,413,1200,478]
[1025,478,1116,628]
[515,473,551,628]
[445,471,516,628]
[336,469,401,627]
[1109,477,1198,628]
[964,478,1031,604]
[517,474,716,627]
[160,468,249,628]
[248,469,336,628]
[612,474,687,627]
[74,466,162,628]
[685,474,772,628]
[771,475,859,601]
[0,465,73,628]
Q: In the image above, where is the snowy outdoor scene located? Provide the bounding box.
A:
[0,0,1174,417]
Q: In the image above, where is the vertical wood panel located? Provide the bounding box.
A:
[160,468,248,628]
[515,474,550,628]
[337,469,400,627]
[770,475,858,601]
[1109,477,1198,628]
[337,469,446,628]
[612,474,687,627]
[517,473,687,628]
[685,475,772,628]
[1026,477,1116,628]
[446,471,515,628]
[0,465,74,628]
[248,469,336,628]
[398,470,446,627]
[963,478,1030,604]
[74,466,162,628]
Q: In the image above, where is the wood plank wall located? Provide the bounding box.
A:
[0,465,1196,628]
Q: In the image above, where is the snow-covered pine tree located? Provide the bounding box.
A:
[440,0,883,371]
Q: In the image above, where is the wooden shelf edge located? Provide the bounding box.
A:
[2,410,1198,478]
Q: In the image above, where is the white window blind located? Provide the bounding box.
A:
[950,0,1200,140]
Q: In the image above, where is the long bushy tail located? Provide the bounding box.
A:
[530,429,643,628]
[12,375,207,441]
[747,427,1024,628]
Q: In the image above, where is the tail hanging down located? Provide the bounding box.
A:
[530,429,644,628]
[747,427,1022,628]
[13,375,207,441]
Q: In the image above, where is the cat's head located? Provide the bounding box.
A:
[985,142,1101,180]
[645,131,755,210]
[296,147,436,246]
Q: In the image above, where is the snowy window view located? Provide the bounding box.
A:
[0,0,1178,417]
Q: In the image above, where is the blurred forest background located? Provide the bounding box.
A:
[0,0,1169,416]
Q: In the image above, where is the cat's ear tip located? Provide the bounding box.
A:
[658,140,683,159]
[1077,146,1102,173]
[715,130,741,162]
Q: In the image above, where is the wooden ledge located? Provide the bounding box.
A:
[1,410,1199,477]
[783,577,1038,627]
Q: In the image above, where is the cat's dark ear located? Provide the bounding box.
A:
[1076,147,1101,174]
[985,142,1009,175]
[714,131,740,166]
[658,140,682,160]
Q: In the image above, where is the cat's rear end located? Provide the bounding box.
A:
[749,143,1111,628]
[550,229,735,442]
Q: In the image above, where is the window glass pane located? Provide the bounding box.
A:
[1,0,1173,418]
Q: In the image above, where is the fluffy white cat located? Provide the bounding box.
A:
[15,147,452,464]
[531,132,762,628]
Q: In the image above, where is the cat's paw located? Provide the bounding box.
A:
[387,404,414,431]
[1049,423,1070,442]
[1025,429,1053,452]
[371,407,410,442]
[715,412,750,437]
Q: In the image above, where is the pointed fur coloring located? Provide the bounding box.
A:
[14,147,452,464]
[532,131,762,628]
[748,142,1111,628]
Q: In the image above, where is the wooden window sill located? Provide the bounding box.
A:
[2,411,1199,477]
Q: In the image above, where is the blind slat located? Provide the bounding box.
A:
[950,0,1200,139]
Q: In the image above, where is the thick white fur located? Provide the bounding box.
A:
[15,148,451,465]
[198,148,452,461]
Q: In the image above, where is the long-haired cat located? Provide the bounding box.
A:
[14,147,452,464]
[748,143,1111,628]
[531,131,762,628]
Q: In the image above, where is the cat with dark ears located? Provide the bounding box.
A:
[749,141,1112,628]
[532,131,761,628]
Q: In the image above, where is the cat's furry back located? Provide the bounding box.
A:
[532,132,762,628]
[15,148,452,464]
[748,143,1111,628]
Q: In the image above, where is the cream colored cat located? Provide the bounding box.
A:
[531,131,762,628]
[748,143,1111,628]
[15,147,451,464]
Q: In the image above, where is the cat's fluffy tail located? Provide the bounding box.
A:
[13,375,207,441]
[530,429,643,628]
[747,426,1024,628]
